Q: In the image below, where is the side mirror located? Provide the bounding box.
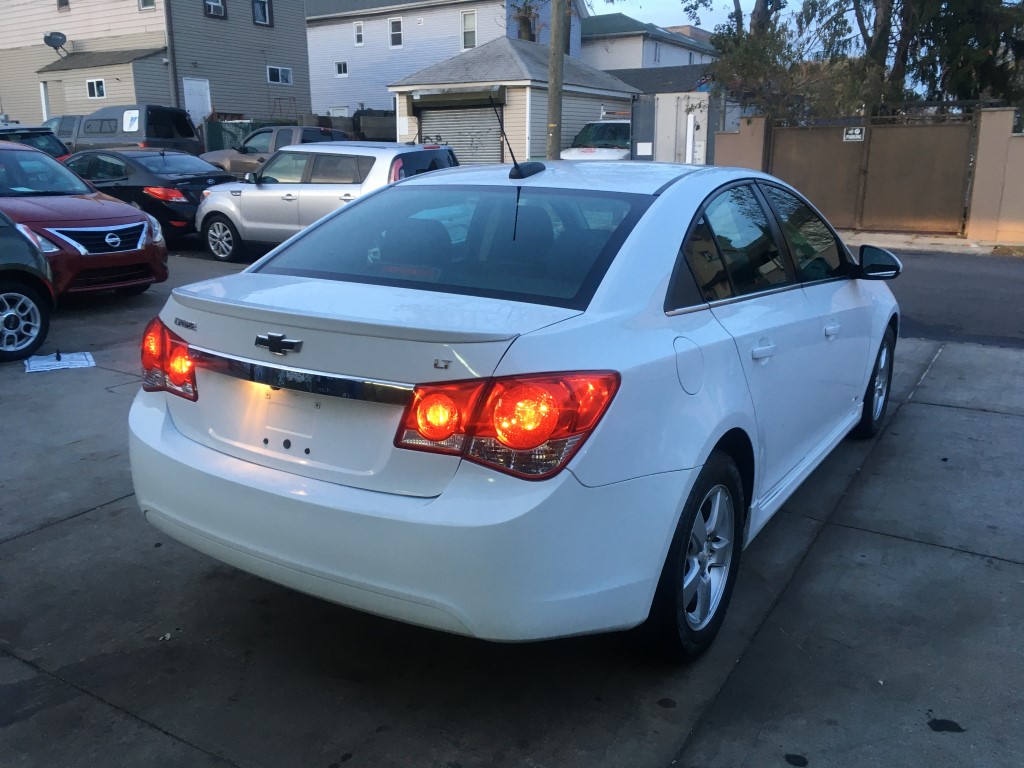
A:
[244,172,258,185]
[234,145,246,154]
[858,245,902,280]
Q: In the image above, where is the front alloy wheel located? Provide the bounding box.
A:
[0,283,50,363]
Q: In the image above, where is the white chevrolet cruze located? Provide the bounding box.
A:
[129,161,901,657]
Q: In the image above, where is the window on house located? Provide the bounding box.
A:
[139,0,156,9]
[204,0,226,19]
[335,61,348,77]
[389,17,403,48]
[354,21,363,46]
[86,80,106,99]
[57,0,70,10]
[462,10,477,49]
[654,43,661,63]
[252,0,272,25]
[689,51,694,65]
[267,66,292,85]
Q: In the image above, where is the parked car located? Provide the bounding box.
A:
[201,125,351,176]
[64,149,235,240]
[0,125,71,160]
[60,104,203,155]
[196,141,459,261]
[0,209,54,362]
[130,160,901,656]
[0,143,168,296]
[43,114,83,147]
[560,119,631,160]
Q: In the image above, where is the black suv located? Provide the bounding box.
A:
[0,210,54,362]
[0,125,71,159]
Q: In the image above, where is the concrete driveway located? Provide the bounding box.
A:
[1,248,1021,768]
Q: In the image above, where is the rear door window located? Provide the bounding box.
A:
[273,130,294,151]
[703,185,792,295]
[91,154,129,181]
[310,154,372,184]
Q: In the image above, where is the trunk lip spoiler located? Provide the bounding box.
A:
[189,345,415,406]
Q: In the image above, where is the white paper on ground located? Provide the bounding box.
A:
[24,352,96,372]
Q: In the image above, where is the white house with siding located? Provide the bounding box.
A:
[580,13,716,71]
[305,0,590,116]
[388,36,636,163]
[0,0,311,126]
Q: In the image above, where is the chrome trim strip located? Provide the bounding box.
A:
[188,345,414,405]
[46,221,148,254]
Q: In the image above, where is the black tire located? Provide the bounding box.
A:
[852,327,896,439]
[647,450,745,659]
[202,214,246,262]
[0,281,51,363]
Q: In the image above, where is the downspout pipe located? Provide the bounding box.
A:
[163,0,180,107]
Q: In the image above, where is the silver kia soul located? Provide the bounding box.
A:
[195,141,459,261]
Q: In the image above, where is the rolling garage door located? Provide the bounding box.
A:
[419,107,503,164]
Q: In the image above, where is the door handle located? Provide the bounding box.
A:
[281,193,297,201]
[339,195,354,201]
[824,322,841,339]
[751,343,776,360]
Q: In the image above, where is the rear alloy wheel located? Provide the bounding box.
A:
[203,214,245,262]
[648,451,744,659]
[0,282,50,363]
[853,327,896,438]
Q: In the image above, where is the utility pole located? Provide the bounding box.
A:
[545,0,567,160]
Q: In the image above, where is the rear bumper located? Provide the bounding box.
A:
[129,391,693,641]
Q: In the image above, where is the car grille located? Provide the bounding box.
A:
[50,222,146,254]
[67,265,154,290]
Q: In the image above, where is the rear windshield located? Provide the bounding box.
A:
[0,131,67,157]
[571,122,630,149]
[136,153,220,175]
[256,184,652,310]
[0,148,91,196]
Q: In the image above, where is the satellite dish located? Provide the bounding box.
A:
[43,32,68,55]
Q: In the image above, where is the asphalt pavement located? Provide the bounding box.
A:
[1,242,1021,768]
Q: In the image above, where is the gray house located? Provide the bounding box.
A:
[306,0,590,115]
[0,0,310,126]
[389,36,637,162]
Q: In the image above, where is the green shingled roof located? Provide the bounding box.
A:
[581,13,717,55]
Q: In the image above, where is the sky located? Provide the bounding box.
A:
[586,0,736,31]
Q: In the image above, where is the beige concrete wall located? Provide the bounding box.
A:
[713,116,766,170]
[966,108,1024,243]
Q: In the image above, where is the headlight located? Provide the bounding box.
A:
[15,223,62,253]
[146,214,164,244]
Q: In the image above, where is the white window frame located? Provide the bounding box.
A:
[138,0,156,9]
[252,0,271,26]
[86,79,106,99]
[335,61,348,78]
[353,21,363,46]
[654,42,661,63]
[461,10,476,50]
[389,17,403,49]
[266,66,292,85]
[205,0,226,18]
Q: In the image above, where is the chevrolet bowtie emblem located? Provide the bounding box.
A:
[255,332,302,355]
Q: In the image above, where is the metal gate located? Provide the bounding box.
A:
[769,119,974,234]
[419,107,502,164]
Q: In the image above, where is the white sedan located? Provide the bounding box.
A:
[129,161,900,657]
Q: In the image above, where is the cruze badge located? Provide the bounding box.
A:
[255,332,303,355]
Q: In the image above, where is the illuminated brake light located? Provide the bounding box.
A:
[396,372,619,479]
[143,186,189,202]
[141,317,198,401]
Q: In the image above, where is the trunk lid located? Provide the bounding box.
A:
[161,274,579,497]
[167,172,237,204]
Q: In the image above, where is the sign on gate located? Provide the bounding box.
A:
[843,126,865,142]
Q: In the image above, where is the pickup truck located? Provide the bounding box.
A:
[200,125,350,176]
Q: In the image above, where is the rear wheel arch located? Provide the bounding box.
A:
[710,428,755,536]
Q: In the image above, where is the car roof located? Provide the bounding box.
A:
[397,160,721,196]
[281,142,450,156]
[70,148,191,157]
[0,142,43,152]
[0,126,53,133]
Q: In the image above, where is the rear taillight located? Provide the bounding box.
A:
[389,157,404,182]
[143,186,189,202]
[396,372,619,479]
[141,317,197,401]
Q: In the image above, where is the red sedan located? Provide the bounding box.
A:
[0,143,167,296]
